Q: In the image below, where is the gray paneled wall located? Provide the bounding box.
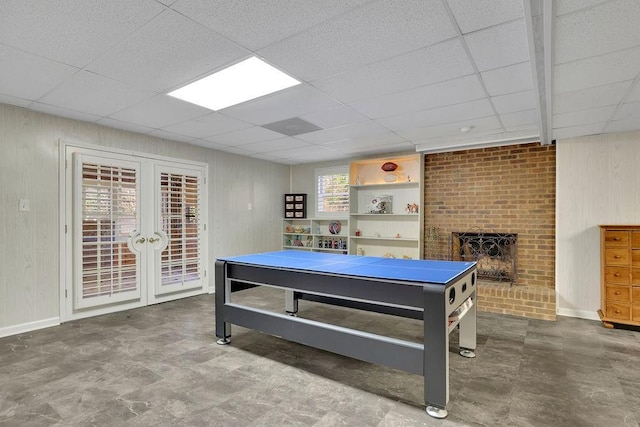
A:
[0,103,289,334]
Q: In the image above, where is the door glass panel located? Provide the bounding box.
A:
[159,172,201,287]
[78,162,139,304]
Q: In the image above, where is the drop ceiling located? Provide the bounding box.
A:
[1,0,638,164]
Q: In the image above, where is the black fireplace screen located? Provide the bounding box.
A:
[452,230,517,285]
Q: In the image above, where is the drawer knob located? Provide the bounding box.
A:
[615,291,621,295]
[615,255,621,259]
[614,273,620,277]
[615,309,621,313]
[613,237,620,241]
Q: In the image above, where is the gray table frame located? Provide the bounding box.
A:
[215,259,477,417]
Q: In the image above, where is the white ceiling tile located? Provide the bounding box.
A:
[296,121,391,144]
[160,113,251,139]
[217,146,256,156]
[604,118,640,134]
[29,102,101,123]
[627,82,640,102]
[0,0,164,67]
[0,94,31,108]
[87,10,246,92]
[148,129,195,143]
[556,0,609,16]
[552,123,605,139]
[0,45,79,100]
[38,71,155,117]
[491,90,537,114]
[203,126,283,146]
[350,74,486,119]
[96,117,155,135]
[299,106,369,130]
[258,0,456,81]
[268,145,345,161]
[311,38,474,103]
[187,139,229,151]
[553,105,617,128]
[554,0,640,64]
[108,95,210,129]
[611,101,640,121]
[464,19,529,72]
[172,0,370,51]
[553,81,632,114]
[500,109,538,129]
[221,84,340,126]
[377,99,495,131]
[238,136,312,153]
[553,46,640,93]
[481,62,533,96]
[398,116,502,141]
[321,133,410,153]
[447,0,524,34]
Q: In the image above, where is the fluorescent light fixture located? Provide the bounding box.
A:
[168,57,300,111]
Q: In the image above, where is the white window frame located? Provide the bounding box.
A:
[315,166,349,218]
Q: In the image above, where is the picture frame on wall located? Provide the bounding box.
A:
[284,193,307,218]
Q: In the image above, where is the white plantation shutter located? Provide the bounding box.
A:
[75,157,141,308]
[316,167,349,215]
[159,171,201,288]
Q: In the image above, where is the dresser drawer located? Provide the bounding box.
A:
[632,232,640,249]
[605,248,629,265]
[633,288,640,321]
[604,267,629,284]
[606,302,630,320]
[633,268,640,286]
[605,230,629,247]
[605,285,630,302]
[632,250,640,266]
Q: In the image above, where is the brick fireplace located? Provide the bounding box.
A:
[423,143,556,320]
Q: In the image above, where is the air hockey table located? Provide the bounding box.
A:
[214,250,477,418]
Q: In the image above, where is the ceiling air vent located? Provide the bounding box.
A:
[261,117,323,136]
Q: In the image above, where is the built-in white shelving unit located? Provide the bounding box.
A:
[283,217,349,254]
[348,154,424,259]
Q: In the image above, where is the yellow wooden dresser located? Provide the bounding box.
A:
[598,225,640,328]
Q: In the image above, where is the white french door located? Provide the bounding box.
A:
[62,146,208,320]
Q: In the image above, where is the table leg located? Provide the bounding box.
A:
[215,260,231,344]
[458,291,477,358]
[423,285,449,418]
[285,289,298,315]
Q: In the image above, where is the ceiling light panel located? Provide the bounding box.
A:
[169,57,301,111]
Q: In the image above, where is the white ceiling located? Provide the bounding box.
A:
[1,0,639,164]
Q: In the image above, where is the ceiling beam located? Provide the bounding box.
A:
[523,0,554,145]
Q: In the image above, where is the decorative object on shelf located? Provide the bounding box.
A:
[367,195,392,214]
[328,220,341,234]
[355,229,361,236]
[405,203,419,214]
[383,252,395,258]
[402,255,412,259]
[355,176,361,185]
[357,248,364,256]
[284,193,307,218]
[383,173,398,182]
[381,162,398,172]
[395,233,401,238]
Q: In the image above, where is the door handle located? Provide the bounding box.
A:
[148,237,160,243]
[136,237,146,244]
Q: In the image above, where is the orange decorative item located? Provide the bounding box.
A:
[381,162,398,172]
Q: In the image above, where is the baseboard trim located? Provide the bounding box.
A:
[556,308,600,321]
[0,317,60,338]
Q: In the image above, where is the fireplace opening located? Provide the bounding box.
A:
[452,230,517,285]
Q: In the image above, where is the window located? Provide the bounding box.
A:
[316,166,349,216]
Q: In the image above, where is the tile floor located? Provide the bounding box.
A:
[1,287,639,426]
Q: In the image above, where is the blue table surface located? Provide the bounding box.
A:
[219,250,475,285]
